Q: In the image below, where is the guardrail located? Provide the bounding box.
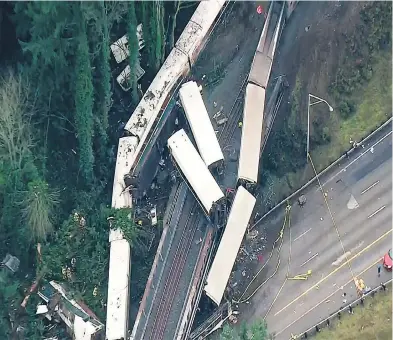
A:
[251,117,392,229]
[294,279,392,339]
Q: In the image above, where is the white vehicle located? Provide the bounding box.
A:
[150,206,158,226]
[117,62,146,92]
[237,84,266,188]
[168,129,224,219]
[110,24,145,64]
[204,186,256,305]
[179,81,224,168]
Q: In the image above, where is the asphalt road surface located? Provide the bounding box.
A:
[238,125,392,339]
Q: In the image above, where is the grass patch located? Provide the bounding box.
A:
[315,288,392,340]
[312,50,392,169]
[260,50,391,208]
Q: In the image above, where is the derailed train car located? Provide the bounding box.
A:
[168,129,225,224]
[122,0,227,198]
[179,81,224,169]
[205,186,256,306]
[237,2,285,191]
[108,1,227,340]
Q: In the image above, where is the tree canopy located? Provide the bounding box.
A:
[0,0,196,336]
[219,321,269,340]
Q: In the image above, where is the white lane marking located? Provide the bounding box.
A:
[293,228,312,242]
[368,205,386,219]
[300,253,318,267]
[361,180,380,195]
[318,130,392,190]
[332,251,351,266]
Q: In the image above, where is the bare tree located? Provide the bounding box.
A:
[0,72,34,171]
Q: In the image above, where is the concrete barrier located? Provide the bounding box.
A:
[296,279,392,339]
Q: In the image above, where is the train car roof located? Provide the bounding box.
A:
[179,81,223,167]
[106,239,131,340]
[237,84,266,184]
[204,186,256,305]
[168,129,224,213]
[111,136,138,211]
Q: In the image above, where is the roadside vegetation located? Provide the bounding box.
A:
[315,287,392,340]
[0,1,196,338]
[260,1,392,209]
[218,320,269,340]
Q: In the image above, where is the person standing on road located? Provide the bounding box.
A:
[378,264,382,277]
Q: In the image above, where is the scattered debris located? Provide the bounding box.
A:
[216,117,228,126]
[1,254,20,273]
[246,229,259,240]
[150,206,158,226]
[298,195,306,207]
[37,281,104,340]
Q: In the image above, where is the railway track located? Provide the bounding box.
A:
[144,76,248,340]
[141,5,255,338]
[218,76,248,148]
[136,182,188,340]
[148,201,200,340]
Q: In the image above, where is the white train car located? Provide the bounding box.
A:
[237,84,266,188]
[106,137,137,340]
[106,238,131,340]
[168,129,224,219]
[237,2,285,189]
[175,0,226,65]
[248,2,284,89]
[107,2,227,338]
[123,0,226,174]
[179,81,223,168]
[204,186,256,305]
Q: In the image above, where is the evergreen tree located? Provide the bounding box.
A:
[74,22,95,183]
[153,1,165,71]
[81,1,112,158]
[95,2,112,155]
[141,1,165,72]
[128,1,140,104]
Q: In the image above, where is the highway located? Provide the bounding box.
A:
[237,124,392,339]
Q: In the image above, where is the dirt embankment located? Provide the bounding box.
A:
[271,1,366,131]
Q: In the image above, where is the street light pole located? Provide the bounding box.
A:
[306,94,311,159]
[306,93,334,159]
